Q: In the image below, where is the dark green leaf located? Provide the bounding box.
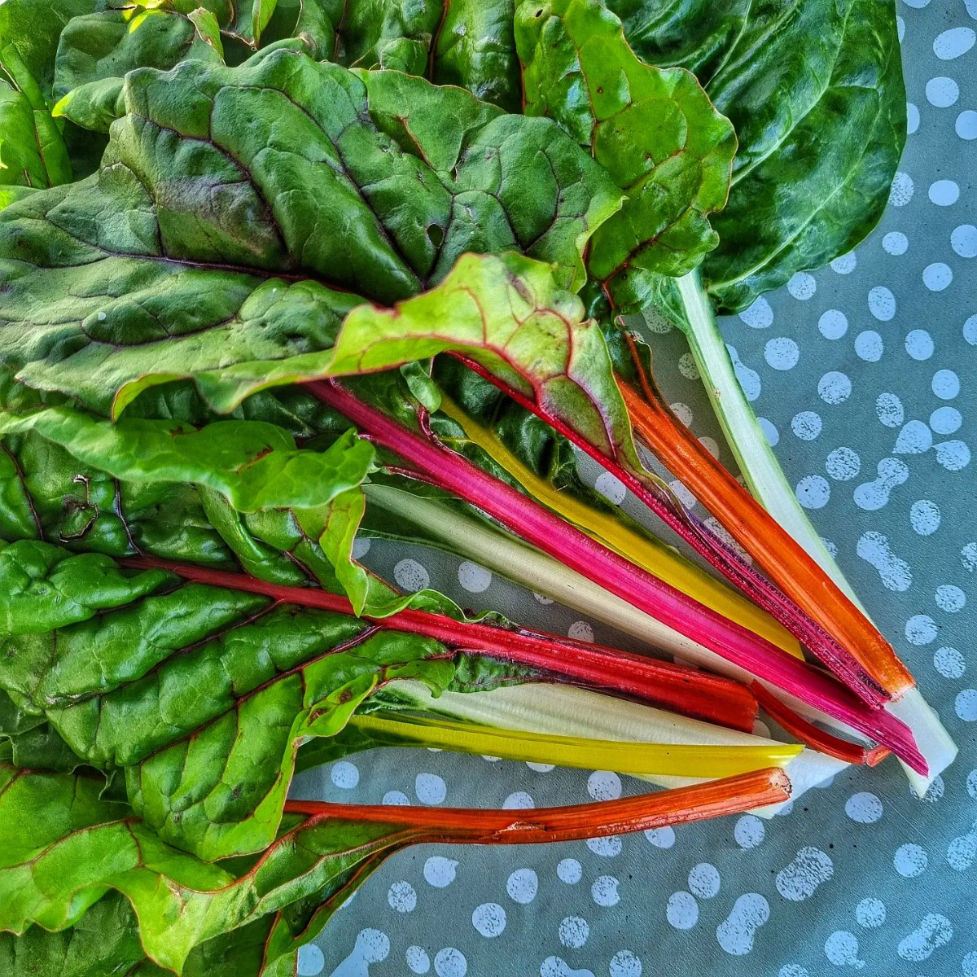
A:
[53,8,225,103]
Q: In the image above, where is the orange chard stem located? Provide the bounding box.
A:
[283,767,791,843]
[618,380,913,697]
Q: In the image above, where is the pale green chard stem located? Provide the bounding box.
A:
[673,270,867,613]
[674,271,957,793]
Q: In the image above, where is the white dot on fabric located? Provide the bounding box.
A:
[739,296,774,328]
[423,856,458,888]
[787,272,817,299]
[591,875,622,907]
[297,944,325,976]
[645,826,676,849]
[883,231,909,254]
[824,931,863,968]
[964,314,977,345]
[609,950,643,977]
[889,172,914,206]
[388,881,418,913]
[932,369,961,399]
[796,475,830,509]
[586,835,622,856]
[956,689,977,721]
[765,337,800,370]
[735,815,765,849]
[666,892,699,930]
[792,411,823,440]
[934,27,975,59]
[502,791,535,810]
[671,402,693,426]
[688,863,721,899]
[876,393,905,427]
[933,646,965,678]
[957,109,977,139]
[595,472,627,505]
[758,417,780,446]
[963,542,977,572]
[905,614,939,645]
[558,916,590,949]
[951,224,977,258]
[845,792,883,824]
[855,898,886,928]
[826,447,861,481]
[717,894,769,955]
[925,76,959,107]
[868,285,897,320]
[351,537,371,559]
[818,372,852,405]
[331,760,360,789]
[855,330,884,361]
[819,309,849,339]
[678,353,699,380]
[471,903,506,938]
[406,945,431,974]
[905,329,934,360]
[394,558,430,592]
[433,947,467,977]
[415,773,447,805]
[936,585,966,612]
[506,869,538,905]
[558,859,583,884]
[457,562,492,593]
[893,843,928,877]
[568,621,594,642]
[929,180,960,206]
[906,101,920,133]
[831,252,857,274]
[383,790,411,806]
[526,762,554,772]
[588,771,622,801]
[922,262,953,291]
[910,499,941,535]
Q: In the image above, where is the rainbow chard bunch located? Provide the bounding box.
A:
[0,0,954,972]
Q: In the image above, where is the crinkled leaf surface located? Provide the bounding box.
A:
[515,0,736,312]
[0,539,511,860]
[0,48,619,415]
[330,252,651,477]
[0,766,417,974]
[53,7,225,103]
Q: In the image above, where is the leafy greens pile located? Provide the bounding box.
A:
[0,0,954,973]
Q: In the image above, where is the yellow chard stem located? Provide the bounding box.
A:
[438,395,802,658]
[351,712,802,779]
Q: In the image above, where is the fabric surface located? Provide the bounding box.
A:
[290,2,976,974]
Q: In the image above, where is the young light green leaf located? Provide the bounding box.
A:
[515,0,736,311]
[0,766,413,974]
[0,49,620,415]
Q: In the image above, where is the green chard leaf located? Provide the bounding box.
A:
[0,48,620,415]
[515,0,736,312]
[0,766,419,974]
[622,0,906,313]
[0,539,520,860]
[52,6,226,132]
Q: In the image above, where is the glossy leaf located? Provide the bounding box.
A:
[626,0,905,312]
[515,0,736,310]
[53,7,225,104]
[0,80,72,196]
[0,49,619,415]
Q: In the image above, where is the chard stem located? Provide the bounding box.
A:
[283,767,792,842]
[305,381,925,772]
[119,555,758,731]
